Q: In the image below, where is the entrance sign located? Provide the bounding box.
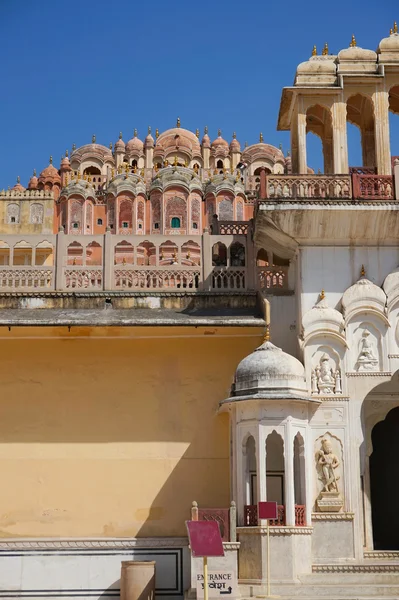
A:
[196,571,238,598]
[258,501,278,520]
[256,502,279,599]
[186,521,225,600]
[186,520,225,557]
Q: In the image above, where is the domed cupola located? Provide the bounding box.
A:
[211,130,229,151]
[28,170,38,190]
[114,132,125,152]
[228,335,310,402]
[202,126,211,149]
[126,129,144,153]
[229,132,240,152]
[12,176,25,193]
[378,22,399,62]
[145,126,154,148]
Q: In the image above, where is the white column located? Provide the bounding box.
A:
[304,428,313,527]
[256,424,267,521]
[236,428,247,527]
[394,159,399,200]
[332,96,349,174]
[284,418,295,526]
[373,88,391,175]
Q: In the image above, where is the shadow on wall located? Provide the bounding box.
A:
[0,333,263,539]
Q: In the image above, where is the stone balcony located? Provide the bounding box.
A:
[0,229,291,294]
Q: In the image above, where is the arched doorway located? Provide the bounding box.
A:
[370,406,399,549]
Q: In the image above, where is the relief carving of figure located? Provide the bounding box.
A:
[316,438,340,493]
[311,353,342,395]
[357,330,378,371]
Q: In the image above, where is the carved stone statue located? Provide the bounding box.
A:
[315,437,344,512]
[311,353,341,395]
[317,438,340,492]
[357,330,378,371]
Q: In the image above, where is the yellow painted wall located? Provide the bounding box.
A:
[0,198,54,235]
[0,326,263,538]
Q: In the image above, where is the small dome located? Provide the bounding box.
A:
[232,340,308,400]
[39,159,61,183]
[230,133,240,152]
[28,171,38,189]
[212,131,229,149]
[115,132,125,152]
[337,46,377,62]
[126,130,144,153]
[145,127,154,148]
[60,155,70,168]
[156,127,201,154]
[202,127,211,149]
[302,294,344,339]
[342,276,386,320]
[12,177,25,193]
[379,32,399,52]
[296,56,337,75]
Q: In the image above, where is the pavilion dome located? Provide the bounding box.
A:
[202,129,211,149]
[156,126,201,154]
[28,171,38,189]
[114,133,125,152]
[211,131,229,150]
[230,134,240,152]
[126,131,144,153]
[232,340,308,400]
[337,46,377,62]
[12,177,25,193]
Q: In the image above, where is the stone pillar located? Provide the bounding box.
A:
[103,230,113,290]
[297,104,307,175]
[373,89,391,175]
[394,159,399,200]
[55,229,65,290]
[284,418,295,526]
[256,425,267,520]
[362,128,376,169]
[231,149,241,169]
[201,230,212,291]
[246,225,255,290]
[331,98,349,174]
[304,430,313,527]
[203,147,210,169]
[323,136,334,174]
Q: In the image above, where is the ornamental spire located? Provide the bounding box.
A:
[176,117,181,128]
[322,43,329,56]
[259,132,264,143]
[92,134,96,143]
[394,21,398,34]
[312,45,317,56]
[350,34,357,47]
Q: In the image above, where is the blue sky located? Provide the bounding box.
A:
[0,0,398,187]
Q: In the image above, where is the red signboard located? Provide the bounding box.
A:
[186,520,225,557]
[258,501,278,520]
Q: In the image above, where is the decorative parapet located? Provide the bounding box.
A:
[237,526,313,535]
[0,189,54,199]
[311,512,354,520]
[150,166,202,193]
[266,174,352,200]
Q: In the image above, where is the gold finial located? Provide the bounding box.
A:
[65,173,68,185]
[263,324,270,343]
[350,34,357,47]
[140,167,144,177]
[49,155,53,164]
[233,131,236,139]
[148,125,151,135]
[118,165,122,174]
[230,165,234,174]
[122,257,126,265]
[390,28,393,35]
[164,159,169,167]
[312,45,317,56]
[218,129,221,137]
[109,142,113,150]
[173,155,178,167]
[394,21,398,34]
[83,172,88,181]
[154,163,159,172]
[195,128,199,138]
[279,143,283,150]
[111,167,115,178]
[72,143,76,151]
[134,128,138,137]
[125,163,130,174]
[259,132,264,143]
[322,43,329,56]
[119,131,123,139]
[173,249,177,260]
[360,264,366,277]
[33,169,36,176]
[184,159,188,167]
[176,117,181,128]
[320,289,325,300]
[133,164,137,173]
[92,134,96,143]
[17,175,20,184]
[156,128,159,139]
[73,258,76,266]
[87,173,92,183]
[187,250,191,259]
[204,125,208,135]
[65,149,69,157]
[244,141,248,148]
[160,249,164,259]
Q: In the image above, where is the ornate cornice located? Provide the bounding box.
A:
[0,537,188,551]
[313,564,399,573]
[313,396,350,402]
[312,512,354,521]
[237,526,313,535]
[364,550,399,560]
[346,372,391,377]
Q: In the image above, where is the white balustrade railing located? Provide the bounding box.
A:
[257,266,288,290]
[114,266,200,290]
[211,267,246,290]
[63,267,103,289]
[0,267,54,290]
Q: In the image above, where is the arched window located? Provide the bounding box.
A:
[216,160,223,169]
[230,242,245,266]
[30,203,44,225]
[7,203,20,224]
[212,242,227,266]
[171,217,181,228]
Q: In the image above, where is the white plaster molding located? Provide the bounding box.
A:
[364,551,399,560]
[314,396,349,402]
[0,537,189,551]
[313,564,399,573]
[346,372,391,377]
[237,526,313,535]
[311,512,354,521]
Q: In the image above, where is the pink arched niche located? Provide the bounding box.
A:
[116,193,134,234]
